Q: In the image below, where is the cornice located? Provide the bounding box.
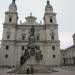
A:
[17,24,44,27]
[1,40,60,43]
[3,23,17,25]
[5,11,17,14]
[1,40,16,42]
[44,40,60,43]
[44,12,56,16]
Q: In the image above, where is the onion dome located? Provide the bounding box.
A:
[9,0,17,11]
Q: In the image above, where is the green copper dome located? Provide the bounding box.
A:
[9,0,17,11]
[45,0,52,9]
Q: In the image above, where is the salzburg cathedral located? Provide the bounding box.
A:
[0,0,61,69]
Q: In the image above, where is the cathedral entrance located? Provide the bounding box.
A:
[26,66,34,74]
[26,68,30,74]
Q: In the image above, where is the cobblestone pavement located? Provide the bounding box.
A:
[0,67,75,75]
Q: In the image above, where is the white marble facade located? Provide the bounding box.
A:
[0,0,61,67]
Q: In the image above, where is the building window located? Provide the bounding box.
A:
[35,46,40,50]
[22,46,24,50]
[51,35,54,40]
[5,54,8,58]
[36,33,40,41]
[7,34,10,39]
[50,18,53,23]
[52,46,55,50]
[21,33,25,40]
[37,36,39,40]
[22,36,25,40]
[9,17,12,22]
[6,45,9,50]
[53,54,55,58]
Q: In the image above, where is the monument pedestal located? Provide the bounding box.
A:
[8,64,58,74]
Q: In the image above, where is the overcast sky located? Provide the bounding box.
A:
[0,0,75,49]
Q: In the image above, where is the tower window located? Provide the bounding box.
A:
[52,46,55,50]
[22,46,24,50]
[6,45,9,50]
[53,54,55,58]
[9,17,12,22]
[5,54,8,58]
[7,34,10,39]
[50,18,53,23]
[51,35,54,40]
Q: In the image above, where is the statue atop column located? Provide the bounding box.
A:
[20,26,43,65]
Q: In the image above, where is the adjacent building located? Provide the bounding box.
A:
[60,34,75,66]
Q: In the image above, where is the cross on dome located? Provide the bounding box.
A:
[45,0,53,9]
[47,0,50,4]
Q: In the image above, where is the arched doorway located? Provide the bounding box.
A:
[26,68,30,74]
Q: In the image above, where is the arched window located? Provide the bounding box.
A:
[50,18,53,23]
[52,46,55,50]
[6,45,9,50]
[22,36,25,40]
[53,54,55,58]
[36,33,40,41]
[21,33,25,40]
[37,36,39,40]
[51,35,54,40]
[22,46,24,50]
[7,34,10,39]
[5,54,8,58]
[9,17,12,22]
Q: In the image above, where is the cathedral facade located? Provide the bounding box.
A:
[0,0,61,67]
